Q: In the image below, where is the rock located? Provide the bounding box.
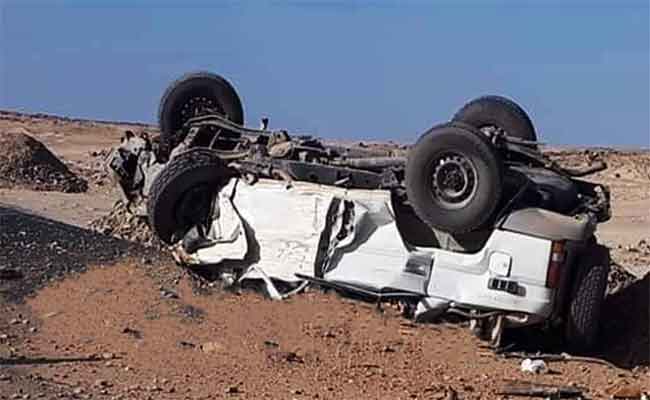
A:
[225,386,240,394]
[121,327,142,339]
[160,288,179,299]
[178,340,196,348]
[200,341,224,353]
[101,352,115,360]
[94,379,111,388]
[609,382,642,399]
[445,388,458,400]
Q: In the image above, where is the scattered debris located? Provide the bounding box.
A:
[520,358,548,374]
[500,351,618,369]
[498,380,583,398]
[88,200,163,248]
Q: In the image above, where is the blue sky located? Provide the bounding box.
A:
[1,0,648,147]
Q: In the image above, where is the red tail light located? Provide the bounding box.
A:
[546,241,566,288]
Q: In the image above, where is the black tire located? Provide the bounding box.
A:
[405,123,503,234]
[452,95,537,142]
[158,72,244,153]
[148,148,232,244]
[565,244,610,353]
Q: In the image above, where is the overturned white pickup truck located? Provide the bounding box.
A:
[108,72,612,351]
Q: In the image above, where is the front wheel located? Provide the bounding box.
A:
[147,148,233,244]
[565,244,610,352]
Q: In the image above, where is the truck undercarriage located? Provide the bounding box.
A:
[106,71,613,351]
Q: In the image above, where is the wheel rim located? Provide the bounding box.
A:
[430,153,478,210]
[179,96,224,125]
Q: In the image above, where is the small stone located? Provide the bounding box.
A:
[72,388,83,395]
[445,388,458,400]
[200,341,224,353]
[610,382,642,399]
[29,327,37,333]
[160,288,178,299]
[101,352,114,360]
[225,386,240,394]
[94,379,110,387]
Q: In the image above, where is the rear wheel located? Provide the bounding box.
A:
[452,95,537,142]
[565,244,610,352]
[158,72,244,157]
[148,148,232,244]
[405,123,503,234]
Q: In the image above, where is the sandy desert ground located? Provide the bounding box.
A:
[0,110,648,399]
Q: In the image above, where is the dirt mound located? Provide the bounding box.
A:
[600,272,650,368]
[0,131,87,192]
[89,200,163,248]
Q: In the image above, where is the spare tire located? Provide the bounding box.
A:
[158,72,244,155]
[148,148,233,244]
[405,123,503,234]
[452,95,537,142]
